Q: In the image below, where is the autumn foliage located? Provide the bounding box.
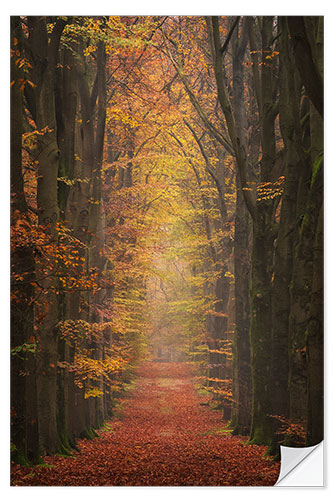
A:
[10,14,323,485]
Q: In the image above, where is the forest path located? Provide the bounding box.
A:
[11,362,280,486]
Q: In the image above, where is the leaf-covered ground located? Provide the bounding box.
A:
[11,362,281,486]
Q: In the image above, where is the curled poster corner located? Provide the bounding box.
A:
[275,441,324,486]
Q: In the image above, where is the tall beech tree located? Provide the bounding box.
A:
[288,16,323,446]
[24,16,67,455]
[268,17,303,453]
[208,15,280,445]
[10,16,39,464]
[230,20,252,435]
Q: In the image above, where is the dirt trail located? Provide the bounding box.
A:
[11,362,281,486]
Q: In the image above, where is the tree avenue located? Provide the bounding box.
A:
[10,15,323,476]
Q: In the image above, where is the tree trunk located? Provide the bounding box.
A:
[269,19,302,454]
[287,17,323,119]
[288,104,323,441]
[249,215,274,444]
[55,46,78,451]
[10,16,39,464]
[306,203,323,445]
[232,175,251,434]
[230,19,251,435]
[26,16,66,455]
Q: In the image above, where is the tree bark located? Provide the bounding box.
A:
[306,203,323,445]
[26,16,66,455]
[10,16,39,464]
[269,18,302,454]
[287,17,323,118]
[230,19,252,435]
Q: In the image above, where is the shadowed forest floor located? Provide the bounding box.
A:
[11,362,281,486]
